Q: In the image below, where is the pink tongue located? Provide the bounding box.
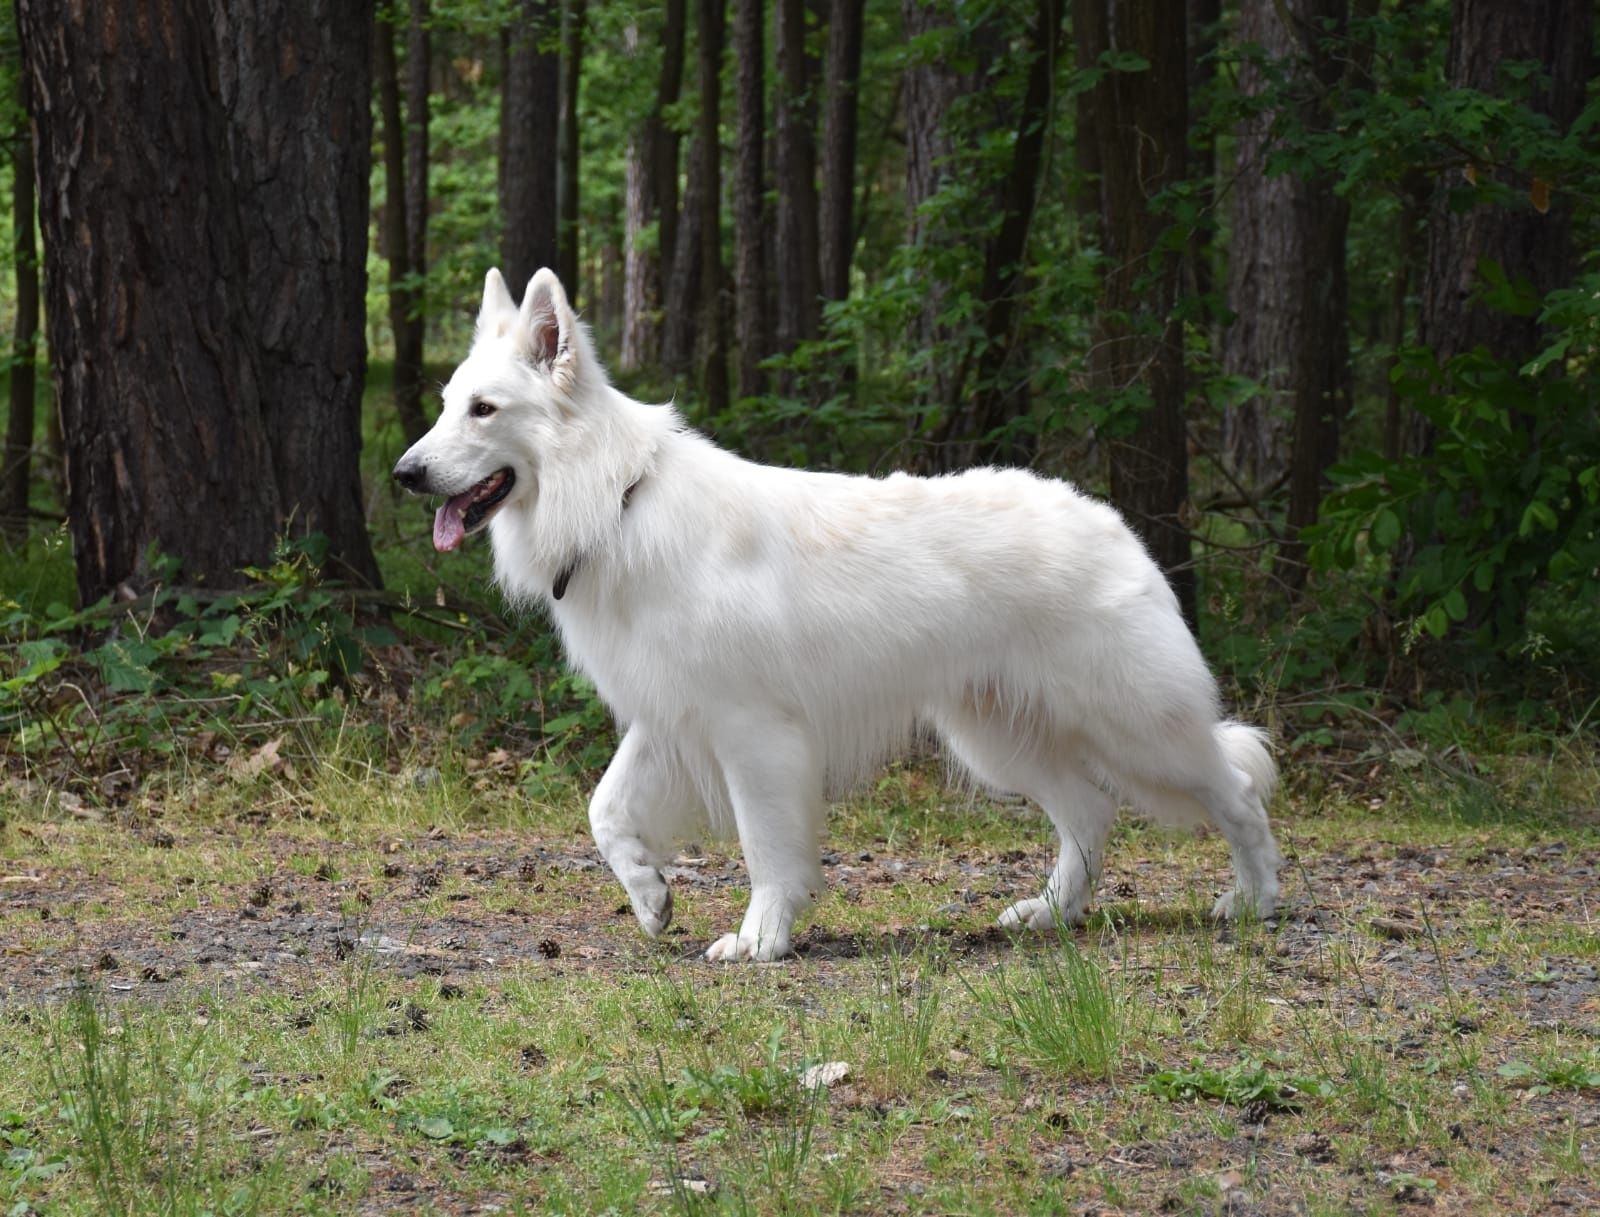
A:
[432,491,476,552]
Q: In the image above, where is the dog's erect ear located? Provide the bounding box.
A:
[476,268,517,339]
[515,269,576,380]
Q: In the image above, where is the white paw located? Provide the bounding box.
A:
[998,895,1083,932]
[705,930,789,963]
[628,876,673,938]
[1212,889,1275,921]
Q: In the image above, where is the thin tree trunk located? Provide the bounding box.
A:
[1089,0,1195,627]
[696,0,730,416]
[773,0,820,384]
[557,0,585,297]
[732,0,770,400]
[1070,0,1103,226]
[902,1,985,420]
[372,2,425,444]
[401,0,430,429]
[1186,0,1220,304]
[660,136,704,375]
[621,0,687,371]
[501,0,559,296]
[655,0,688,314]
[4,51,38,533]
[818,0,863,304]
[936,0,1064,470]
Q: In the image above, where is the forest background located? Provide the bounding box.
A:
[0,0,1597,779]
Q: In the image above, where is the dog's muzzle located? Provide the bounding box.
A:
[393,457,429,493]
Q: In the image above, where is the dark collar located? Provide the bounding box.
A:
[552,478,642,601]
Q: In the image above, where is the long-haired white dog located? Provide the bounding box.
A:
[395,269,1282,961]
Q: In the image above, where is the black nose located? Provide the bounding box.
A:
[393,459,427,492]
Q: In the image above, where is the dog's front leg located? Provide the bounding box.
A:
[589,727,693,939]
[705,713,824,962]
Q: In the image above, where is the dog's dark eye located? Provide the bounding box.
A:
[470,399,498,419]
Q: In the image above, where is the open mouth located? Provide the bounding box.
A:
[433,468,515,552]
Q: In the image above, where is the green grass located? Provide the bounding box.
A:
[3,753,1598,1214]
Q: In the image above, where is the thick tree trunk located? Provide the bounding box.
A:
[621,1,687,371]
[501,1,559,296]
[1088,0,1195,627]
[376,6,429,445]
[557,0,585,298]
[1223,0,1353,588]
[4,52,37,533]
[213,0,380,587]
[773,0,820,383]
[21,0,285,598]
[1221,0,1295,488]
[732,0,770,400]
[818,0,864,305]
[696,0,730,416]
[1419,0,1591,370]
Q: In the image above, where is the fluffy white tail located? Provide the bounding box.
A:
[1215,720,1278,808]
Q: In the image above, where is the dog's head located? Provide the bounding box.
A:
[392,268,588,552]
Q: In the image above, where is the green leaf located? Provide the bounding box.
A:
[416,1115,454,1140]
[1443,588,1468,622]
[93,640,159,694]
[1518,500,1558,537]
[1371,509,1401,552]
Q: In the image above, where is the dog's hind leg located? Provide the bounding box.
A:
[704,712,824,962]
[589,727,698,939]
[1111,723,1282,920]
[937,706,1116,930]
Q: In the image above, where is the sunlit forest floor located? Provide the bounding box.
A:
[2,754,1596,1215]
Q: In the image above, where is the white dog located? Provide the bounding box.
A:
[394,269,1282,961]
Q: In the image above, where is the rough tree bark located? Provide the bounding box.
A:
[818,0,864,305]
[1220,0,1296,487]
[213,0,380,586]
[732,0,770,400]
[773,0,820,381]
[20,0,379,599]
[1419,0,1592,370]
[3,51,37,533]
[696,0,730,416]
[557,0,585,298]
[1086,0,1196,627]
[620,1,687,371]
[502,0,559,296]
[659,137,704,375]
[1223,0,1353,588]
